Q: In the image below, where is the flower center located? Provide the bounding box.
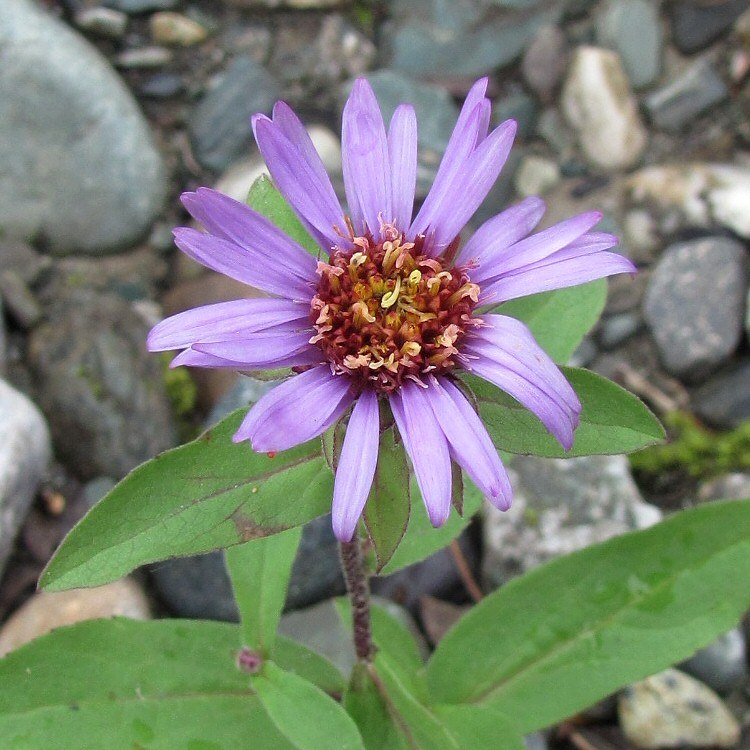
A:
[309,223,481,392]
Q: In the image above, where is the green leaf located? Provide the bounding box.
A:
[41,410,333,591]
[227,526,303,656]
[375,475,483,575]
[489,279,606,363]
[464,366,664,458]
[272,636,346,696]
[252,662,364,750]
[433,704,524,750]
[427,500,750,733]
[335,599,425,675]
[364,427,411,572]
[247,175,321,257]
[344,664,412,750]
[0,618,295,749]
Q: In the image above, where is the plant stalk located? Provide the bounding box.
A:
[339,538,375,662]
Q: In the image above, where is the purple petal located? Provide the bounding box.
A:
[389,383,452,527]
[342,79,392,239]
[425,377,511,511]
[462,338,579,450]
[173,228,314,301]
[470,211,604,285]
[331,389,380,542]
[388,104,417,231]
[472,315,580,412]
[147,298,310,352]
[408,102,485,246]
[271,101,336,207]
[252,114,348,253]
[170,342,323,370]
[456,197,546,267]
[479,252,636,306]
[411,119,517,256]
[193,327,315,364]
[181,189,318,280]
[234,365,355,451]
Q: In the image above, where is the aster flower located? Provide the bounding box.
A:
[148,78,635,543]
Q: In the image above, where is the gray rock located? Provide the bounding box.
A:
[0,0,167,255]
[691,357,750,429]
[269,14,375,98]
[371,531,478,615]
[74,7,128,40]
[0,379,51,577]
[388,2,556,78]
[644,59,729,133]
[521,25,568,101]
[627,163,750,239]
[0,240,52,285]
[0,270,42,329]
[492,92,538,141]
[514,155,561,197]
[82,476,117,509]
[747,286,750,342]
[279,596,426,680]
[523,733,549,750]
[536,107,576,157]
[103,0,177,13]
[679,628,748,695]
[595,0,661,89]
[139,73,184,99]
[151,514,345,620]
[27,291,175,479]
[561,46,648,171]
[699,472,750,502]
[598,313,642,350]
[643,237,748,381]
[0,295,5,377]
[670,0,750,55]
[359,70,458,199]
[114,46,173,69]
[619,669,741,749]
[482,455,662,588]
[189,56,280,172]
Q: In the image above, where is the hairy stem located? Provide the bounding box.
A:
[339,538,375,662]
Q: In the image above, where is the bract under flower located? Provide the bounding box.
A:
[148,77,636,542]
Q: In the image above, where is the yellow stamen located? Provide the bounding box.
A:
[381,275,402,308]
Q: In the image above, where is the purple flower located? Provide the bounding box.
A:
[148,78,635,542]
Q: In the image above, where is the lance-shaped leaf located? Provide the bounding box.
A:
[427,500,750,733]
[248,175,321,257]
[463,366,664,458]
[0,619,294,749]
[488,279,606,364]
[41,410,333,591]
[227,526,303,656]
[371,474,483,576]
[364,427,411,572]
[252,662,364,750]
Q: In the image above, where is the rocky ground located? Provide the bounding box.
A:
[2,0,750,747]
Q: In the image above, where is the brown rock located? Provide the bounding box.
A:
[0,578,151,657]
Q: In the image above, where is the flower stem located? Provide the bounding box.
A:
[339,538,375,662]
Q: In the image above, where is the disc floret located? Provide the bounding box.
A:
[310,223,481,392]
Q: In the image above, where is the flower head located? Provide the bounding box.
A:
[148,78,635,542]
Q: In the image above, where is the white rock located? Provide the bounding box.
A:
[0,379,50,575]
[514,155,561,197]
[482,455,662,587]
[0,578,151,657]
[215,124,341,203]
[619,669,740,749]
[561,46,647,171]
[627,162,750,239]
